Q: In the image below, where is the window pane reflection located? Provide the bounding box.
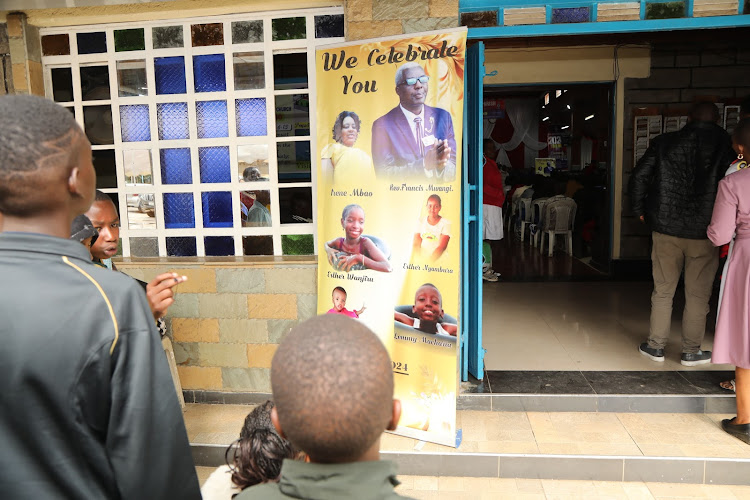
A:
[127,193,157,230]
[117,59,147,97]
[243,236,273,256]
[274,94,309,137]
[123,150,153,185]
[240,190,272,227]
[80,65,110,100]
[84,105,114,145]
[93,150,117,188]
[279,187,312,224]
[237,144,269,182]
[233,52,265,90]
[276,140,310,183]
[273,53,307,90]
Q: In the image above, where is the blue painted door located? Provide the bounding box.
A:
[461,41,485,381]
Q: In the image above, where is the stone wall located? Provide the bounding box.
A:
[6,13,43,96]
[116,260,317,393]
[0,23,9,95]
[345,0,458,41]
[620,39,750,259]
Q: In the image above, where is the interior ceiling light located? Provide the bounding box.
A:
[566,104,571,110]
[585,114,594,120]
[561,125,570,130]
[542,116,549,121]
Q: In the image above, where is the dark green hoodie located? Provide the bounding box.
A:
[236,459,412,500]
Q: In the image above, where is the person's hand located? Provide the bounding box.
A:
[325,245,337,266]
[424,140,451,172]
[356,303,367,316]
[340,253,362,272]
[147,272,188,320]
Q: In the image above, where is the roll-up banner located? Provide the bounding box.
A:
[315,28,467,447]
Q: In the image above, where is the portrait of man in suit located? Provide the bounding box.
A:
[371,62,456,182]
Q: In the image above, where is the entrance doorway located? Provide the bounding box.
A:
[483,83,614,282]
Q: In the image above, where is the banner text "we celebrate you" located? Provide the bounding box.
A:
[320,40,459,95]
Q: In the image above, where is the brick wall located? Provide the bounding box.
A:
[116,260,317,392]
[345,0,458,41]
[620,39,750,259]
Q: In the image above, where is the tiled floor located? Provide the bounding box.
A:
[194,468,750,499]
[185,404,750,459]
[482,281,731,372]
[475,370,735,394]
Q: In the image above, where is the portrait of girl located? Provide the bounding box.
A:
[324,204,392,272]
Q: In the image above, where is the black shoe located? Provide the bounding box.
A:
[722,418,750,445]
[639,343,664,362]
[681,350,711,366]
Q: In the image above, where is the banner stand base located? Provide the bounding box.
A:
[455,428,463,448]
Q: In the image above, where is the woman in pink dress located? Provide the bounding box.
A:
[707,118,750,444]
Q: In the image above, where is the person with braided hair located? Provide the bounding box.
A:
[201,401,303,499]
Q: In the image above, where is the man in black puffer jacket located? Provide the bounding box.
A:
[629,101,733,367]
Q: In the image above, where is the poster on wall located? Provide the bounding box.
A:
[315,28,467,447]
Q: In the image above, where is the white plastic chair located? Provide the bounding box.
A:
[531,198,549,248]
[538,196,577,257]
[518,198,532,242]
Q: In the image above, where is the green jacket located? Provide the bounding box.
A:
[0,232,200,499]
[236,459,412,500]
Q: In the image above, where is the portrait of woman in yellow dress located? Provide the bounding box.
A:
[321,111,374,184]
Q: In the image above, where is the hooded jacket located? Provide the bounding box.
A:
[628,121,733,239]
[235,459,411,500]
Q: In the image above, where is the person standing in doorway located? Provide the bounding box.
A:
[629,101,733,366]
[707,118,750,444]
[483,138,504,281]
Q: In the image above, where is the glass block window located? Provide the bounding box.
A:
[272,17,306,41]
[160,148,193,185]
[645,1,686,19]
[155,56,187,95]
[42,7,342,257]
[153,26,184,49]
[51,68,73,102]
[157,102,190,140]
[193,54,227,92]
[42,34,70,56]
[199,146,232,183]
[114,29,145,51]
[77,32,107,54]
[196,100,229,139]
[314,15,344,39]
[232,20,263,44]
[551,7,591,24]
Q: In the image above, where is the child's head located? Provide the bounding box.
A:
[732,118,750,157]
[70,214,98,254]
[332,286,347,311]
[228,400,301,490]
[426,194,442,217]
[270,315,399,463]
[413,283,444,323]
[86,190,120,261]
[0,95,95,224]
[340,204,364,240]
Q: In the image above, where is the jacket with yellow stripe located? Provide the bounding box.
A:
[0,232,200,500]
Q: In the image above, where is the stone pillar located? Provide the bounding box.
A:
[6,12,43,96]
[346,0,458,41]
